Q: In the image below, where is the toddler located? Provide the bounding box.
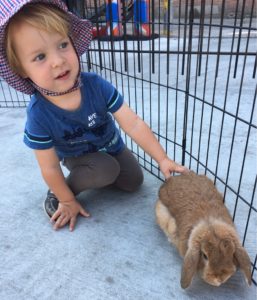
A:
[0,0,187,231]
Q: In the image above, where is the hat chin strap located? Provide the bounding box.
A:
[29,73,82,97]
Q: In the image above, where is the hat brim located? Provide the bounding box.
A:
[0,0,92,95]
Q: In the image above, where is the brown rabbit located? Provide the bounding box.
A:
[155,171,252,289]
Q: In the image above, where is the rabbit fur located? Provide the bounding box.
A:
[155,171,252,289]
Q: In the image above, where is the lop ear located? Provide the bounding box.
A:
[234,246,252,286]
[181,249,200,289]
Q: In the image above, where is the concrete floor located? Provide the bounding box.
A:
[0,108,256,299]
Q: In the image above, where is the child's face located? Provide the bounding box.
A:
[11,21,79,94]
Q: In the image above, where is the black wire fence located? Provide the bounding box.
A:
[0,0,256,285]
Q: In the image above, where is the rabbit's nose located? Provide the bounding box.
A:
[209,277,223,286]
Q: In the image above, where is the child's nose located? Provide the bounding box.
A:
[51,53,65,68]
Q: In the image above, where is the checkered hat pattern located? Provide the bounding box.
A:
[0,0,92,94]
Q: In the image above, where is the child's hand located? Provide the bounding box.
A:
[159,156,189,179]
[51,199,90,231]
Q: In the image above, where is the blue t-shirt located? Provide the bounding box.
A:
[23,72,125,159]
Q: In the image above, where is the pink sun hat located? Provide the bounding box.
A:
[0,0,92,95]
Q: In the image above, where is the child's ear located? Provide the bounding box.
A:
[18,69,28,79]
[14,63,28,79]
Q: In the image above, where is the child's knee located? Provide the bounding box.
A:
[66,154,121,194]
[129,169,144,192]
[116,168,144,192]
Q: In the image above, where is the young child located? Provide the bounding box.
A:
[0,0,187,231]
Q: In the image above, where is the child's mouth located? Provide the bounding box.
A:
[56,71,69,80]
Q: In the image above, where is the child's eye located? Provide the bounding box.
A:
[59,42,69,49]
[34,54,45,62]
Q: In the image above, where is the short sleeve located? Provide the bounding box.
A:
[97,76,124,113]
[23,113,53,150]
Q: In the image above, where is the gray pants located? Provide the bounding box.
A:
[63,147,144,195]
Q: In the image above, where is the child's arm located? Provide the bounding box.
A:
[34,148,90,231]
[113,103,188,178]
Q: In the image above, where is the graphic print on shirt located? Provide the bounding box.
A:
[60,112,107,149]
[23,72,125,158]
[88,112,97,127]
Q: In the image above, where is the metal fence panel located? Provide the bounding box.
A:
[0,0,256,285]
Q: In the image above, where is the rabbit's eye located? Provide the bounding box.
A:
[202,252,208,260]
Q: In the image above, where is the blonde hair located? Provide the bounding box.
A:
[5,3,70,76]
